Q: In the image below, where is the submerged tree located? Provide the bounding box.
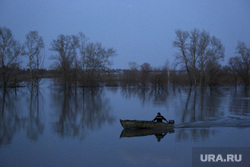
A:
[229,42,250,86]
[50,34,79,86]
[140,62,152,87]
[50,33,116,87]
[150,67,169,90]
[121,62,139,86]
[173,28,225,86]
[24,31,45,86]
[77,32,89,85]
[83,42,116,86]
[77,32,89,70]
[0,26,23,88]
[173,30,191,85]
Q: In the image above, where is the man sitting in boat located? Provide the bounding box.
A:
[152,112,169,123]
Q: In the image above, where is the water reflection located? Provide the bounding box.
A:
[0,89,21,145]
[120,128,175,142]
[25,86,45,141]
[120,86,250,124]
[0,86,44,145]
[179,87,224,123]
[1,82,250,167]
[230,87,250,115]
[1,84,116,145]
[1,83,249,145]
[121,86,169,105]
[50,86,115,139]
[119,86,250,143]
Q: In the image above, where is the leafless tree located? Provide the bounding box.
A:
[173,28,224,86]
[77,32,89,70]
[0,27,23,88]
[141,62,151,72]
[199,35,224,86]
[150,67,169,90]
[173,29,192,85]
[84,42,116,86]
[50,33,116,87]
[84,42,115,70]
[122,62,139,86]
[140,62,152,87]
[50,34,79,86]
[24,31,45,86]
[129,62,139,71]
[229,42,250,86]
[205,61,222,86]
[188,29,200,85]
[77,32,89,85]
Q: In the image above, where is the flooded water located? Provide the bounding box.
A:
[1,79,250,167]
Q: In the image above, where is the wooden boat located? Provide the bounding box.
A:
[120,119,174,129]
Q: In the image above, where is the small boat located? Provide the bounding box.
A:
[120,119,174,129]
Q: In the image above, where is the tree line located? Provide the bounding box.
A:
[0,27,45,88]
[0,26,249,88]
[0,26,116,88]
[50,32,116,87]
[173,29,249,86]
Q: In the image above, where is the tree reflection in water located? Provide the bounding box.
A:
[121,86,169,105]
[50,86,115,139]
[25,86,45,141]
[1,84,249,145]
[0,89,21,145]
[229,87,250,115]
[0,86,44,145]
[120,86,225,122]
[119,86,250,141]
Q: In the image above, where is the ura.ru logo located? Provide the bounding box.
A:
[200,154,242,162]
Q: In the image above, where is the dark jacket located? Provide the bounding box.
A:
[153,115,167,122]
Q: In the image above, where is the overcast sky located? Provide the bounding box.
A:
[0,0,250,69]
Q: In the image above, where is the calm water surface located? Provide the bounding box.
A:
[1,79,250,167]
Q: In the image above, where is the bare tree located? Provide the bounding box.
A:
[0,27,23,88]
[84,42,115,70]
[141,62,151,72]
[122,62,139,86]
[50,33,116,87]
[77,32,88,70]
[24,31,45,86]
[196,30,210,85]
[188,28,200,85]
[150,67,168,90]
[129,62,139,71]
[50,34,79,86]
[140,62,152,87]
[173,29,192,85]
[84,42,116,86]
[173,28,224,86]
[77,32,89,85]
[205,61,222,86]
[229,42,250,86]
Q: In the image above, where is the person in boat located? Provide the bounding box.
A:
[152,112,169,123]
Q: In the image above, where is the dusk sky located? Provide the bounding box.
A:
[1,0,250,69]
